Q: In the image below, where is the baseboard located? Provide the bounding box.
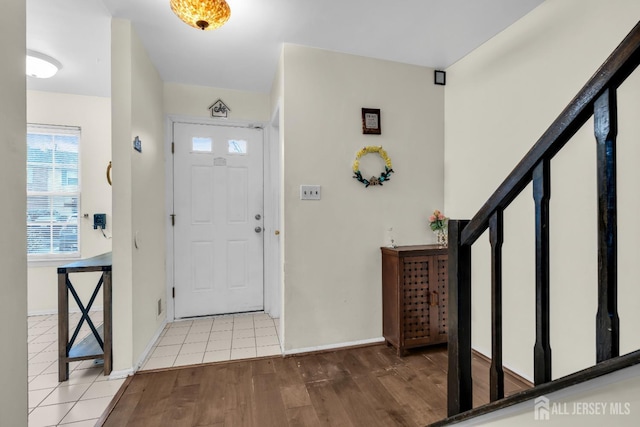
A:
[283,336,385,356]
[28,307,104,317]
[472,348,534,387]
[133,318,168,372]
[109,367,134,380]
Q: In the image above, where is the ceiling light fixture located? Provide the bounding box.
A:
[170,0,231,31]
[26,50,62,79]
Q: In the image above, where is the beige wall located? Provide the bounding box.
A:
[0,0,27,424]
[111,18,166,371]
[27,91,112,314]
[444,0,640,380]
[281,45,445,351]
[111,18,134,372]
[164,82,270,122]
[130,27,166,362]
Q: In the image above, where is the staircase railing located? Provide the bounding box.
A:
[440,20,640,425]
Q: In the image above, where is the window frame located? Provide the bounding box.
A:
[27,124,82,262]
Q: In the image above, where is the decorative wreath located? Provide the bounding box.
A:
[352,146,394,187]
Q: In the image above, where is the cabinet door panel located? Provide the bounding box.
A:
[401,256,431,341]
[429,255,448,342]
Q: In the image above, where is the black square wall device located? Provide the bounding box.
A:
[93,213,106,230]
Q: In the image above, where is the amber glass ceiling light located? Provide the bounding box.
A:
[170,0,231,31]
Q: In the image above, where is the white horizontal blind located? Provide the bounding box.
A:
[27,124,80,258]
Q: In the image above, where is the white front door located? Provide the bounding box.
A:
[173,122,264,318]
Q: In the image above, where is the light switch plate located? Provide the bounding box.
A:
[300,185,321,200]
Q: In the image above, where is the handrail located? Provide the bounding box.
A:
[446,19,640,422]
[434,349,640,426]
[461,20,640,247]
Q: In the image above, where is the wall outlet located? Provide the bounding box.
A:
[300,185,321,200]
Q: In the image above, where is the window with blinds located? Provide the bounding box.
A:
[27,124,80,258]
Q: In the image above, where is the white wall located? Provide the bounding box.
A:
[0,0,27,424]
[111,18,166,371]
[457,364,640,426]
[26,91,112,314]
[444,0,640,381]
[281,45,445,351]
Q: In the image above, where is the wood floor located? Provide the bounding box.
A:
[100,344,530,427]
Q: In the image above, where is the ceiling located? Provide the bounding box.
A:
[26,0,544,98]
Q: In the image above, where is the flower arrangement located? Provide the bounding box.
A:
[429,209,448,247]
[352,146,394,187]
[429,209,448,231]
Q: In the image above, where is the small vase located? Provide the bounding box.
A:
[434,228,448,248]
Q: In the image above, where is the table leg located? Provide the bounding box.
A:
[58,272,69,382]
[103,270,112,376]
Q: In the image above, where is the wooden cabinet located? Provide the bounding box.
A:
[381,245,448,355]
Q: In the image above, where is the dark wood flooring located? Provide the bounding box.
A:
[100,344,530,427]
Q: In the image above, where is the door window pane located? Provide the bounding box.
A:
[228,139,247,154]
[192,137,212,152]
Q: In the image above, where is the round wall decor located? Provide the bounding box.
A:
[352,146,394,187]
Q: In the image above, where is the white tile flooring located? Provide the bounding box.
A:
[28,311,122,427]
[27,311,281,426]
[140,312,282,371]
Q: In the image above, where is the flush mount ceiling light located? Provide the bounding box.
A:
[170,0,231,31]
[26,50,62,79]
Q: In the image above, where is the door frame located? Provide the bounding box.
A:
[164,114,281,322]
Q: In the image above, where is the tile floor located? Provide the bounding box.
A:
[140,312,282,371]
[28,311,123,427]
[27,311,281,426]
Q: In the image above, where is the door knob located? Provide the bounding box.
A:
[255,214,261,220]
[255,226,262,233]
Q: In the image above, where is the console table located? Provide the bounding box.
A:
[381,245,448,355]
[57,252,112,382]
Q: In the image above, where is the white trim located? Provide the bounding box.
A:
[27,256,81,267]
[109,368,134,380]
[28,309,59,316]
[132,317,168,372]
[283,337,386,356]
[28,307,103,317]
[164,117,175,323]
[164,115,280,323]
[166,114,265,130]
[264,103,281,320]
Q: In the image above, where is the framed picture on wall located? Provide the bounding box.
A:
[362,108,381,135]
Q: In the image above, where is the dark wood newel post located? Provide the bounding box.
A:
[594,88,620,363]
[447,219,472,416]
[489,210,504,401]
[533,159,552,385]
